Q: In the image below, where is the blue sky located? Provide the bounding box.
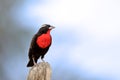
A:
[11,0,120,80]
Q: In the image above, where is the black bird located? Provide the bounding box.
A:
[27,24,55,67]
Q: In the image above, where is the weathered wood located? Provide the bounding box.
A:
[27,62,52,80]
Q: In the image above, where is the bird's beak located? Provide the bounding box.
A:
[49,26,55,29]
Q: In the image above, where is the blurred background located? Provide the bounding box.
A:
[0,0,120,80]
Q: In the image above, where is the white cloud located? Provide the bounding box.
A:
[26,0,120,37]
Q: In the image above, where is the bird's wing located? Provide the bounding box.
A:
[28,34,37,58]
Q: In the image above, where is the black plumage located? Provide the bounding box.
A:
[27,24,54,67]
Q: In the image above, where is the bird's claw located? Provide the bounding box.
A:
[32,57,37,66]
[42,59,45,62]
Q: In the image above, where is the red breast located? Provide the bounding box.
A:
[36,30,51,48]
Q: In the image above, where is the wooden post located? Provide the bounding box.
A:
[27,62,52,80]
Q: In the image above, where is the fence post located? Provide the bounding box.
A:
[27,62,52,80]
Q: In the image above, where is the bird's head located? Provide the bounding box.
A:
[37,24,55,34]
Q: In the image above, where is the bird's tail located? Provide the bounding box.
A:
[27,59,34,67]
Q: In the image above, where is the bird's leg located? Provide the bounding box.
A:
[41,58,45,62]
[41,56,45,62]
[32,56,37,66]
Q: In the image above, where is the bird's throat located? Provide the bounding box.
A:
[47,29,51,34]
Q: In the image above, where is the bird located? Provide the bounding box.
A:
[27,24,55,67]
